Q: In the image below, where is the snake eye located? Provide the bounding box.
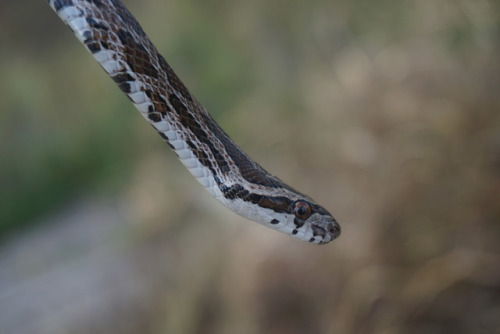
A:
[293,201,312,220]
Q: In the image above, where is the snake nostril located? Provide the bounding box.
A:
[328,223,341,238]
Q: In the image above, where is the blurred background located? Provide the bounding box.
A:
[1,0,499,333]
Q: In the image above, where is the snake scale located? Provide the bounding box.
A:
[45,0,341,245]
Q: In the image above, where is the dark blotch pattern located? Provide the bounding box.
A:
[157,132,168,141]
[160,134,176,151]
[86,41,101,53]
[270,219,280,225]
[82,31,91,41]
[111,0,146,38]
[197,111,302,194]
[254,196,293,213]
[220,183,249,200]
[147,112,161,123]
[144,89,170,122]
[111,72,134,93]
[186,140,217,177]
[50,0,299,196]
[219,184,294,214]
[83,0,103,7]
[80,18,108,54]
[53,0,73,11]
[294,217,305,229]
[158,55,192,102]
[116,28,158,79]
[86,17,108,31]
[81,29,101,54]
[166,142,176,151]
[169,94,229,173]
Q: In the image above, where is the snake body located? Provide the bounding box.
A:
[46,0,341,244]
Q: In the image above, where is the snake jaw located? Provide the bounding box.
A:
[309,215,341,244]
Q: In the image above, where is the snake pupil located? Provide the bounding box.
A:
[294,201,312,220]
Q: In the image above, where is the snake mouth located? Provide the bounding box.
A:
[312,218,341,243]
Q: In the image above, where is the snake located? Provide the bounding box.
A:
[45,0,341,245]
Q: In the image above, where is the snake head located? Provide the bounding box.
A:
[290,200,341,244]
[253,196,341,245]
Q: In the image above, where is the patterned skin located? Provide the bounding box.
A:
[46,0,341,244]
